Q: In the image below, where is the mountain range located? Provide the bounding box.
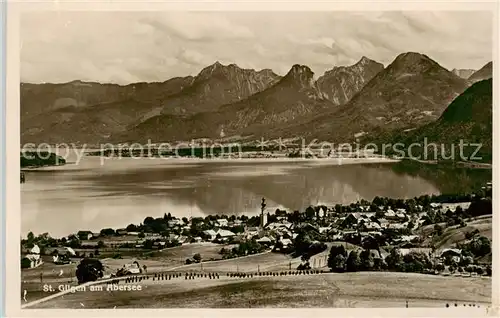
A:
[374,78,493,163]
[21,53,493,155]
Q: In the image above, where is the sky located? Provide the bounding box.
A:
[20,11,493,84]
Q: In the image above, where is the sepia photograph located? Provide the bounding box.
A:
[9,2,496,313]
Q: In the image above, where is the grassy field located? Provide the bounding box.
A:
[419,215,492,250]
[172,250,292,273]
[21,243,234,302]
[28,272,492,308]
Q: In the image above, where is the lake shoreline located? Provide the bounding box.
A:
[21,156,400,171]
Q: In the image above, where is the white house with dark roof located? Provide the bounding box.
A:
[217,219,229,227]
[203,230,217,241]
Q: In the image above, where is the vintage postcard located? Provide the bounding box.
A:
[4,0,499,317]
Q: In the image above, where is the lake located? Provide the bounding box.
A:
[21,155,491,237]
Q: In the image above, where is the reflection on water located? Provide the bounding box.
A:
[21,157,490,237]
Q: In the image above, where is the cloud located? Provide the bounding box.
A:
[20,11,492,84]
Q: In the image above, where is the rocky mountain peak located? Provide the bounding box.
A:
[316,57,384,105]
[283,64,315,87]
[355,56,376,66]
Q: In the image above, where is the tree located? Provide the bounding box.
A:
[360,250,374,271]
[459,218,467,228]
[193,253,202,263]
[385,249,404,271]
[475,267,484,275]
[97,240,105,248]
[327,245,347,269]
[27,232,35,244]
[466,236,491,257]
[21,257,32,269]
[100,228,115,236]
[68,237,81,248]
[459,256,473,267]
[305,206,315,219]
[301,254,310,262]
[346,250,361,272]
[126,224,138,232]
[407,221,415,230]
[485,266,491,276]
[331,254,346,272]
[144,217,155,225]
[434,224,443,236]
[138,232,145,238]
[182,217,189,224]
[75,258,104,284]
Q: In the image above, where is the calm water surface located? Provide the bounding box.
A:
[21,155,489,237]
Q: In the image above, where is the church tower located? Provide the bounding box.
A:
[260,197,267,228]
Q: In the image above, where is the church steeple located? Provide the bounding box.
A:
[260,197,267,228]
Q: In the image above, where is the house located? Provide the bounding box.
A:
[91,232,101,238]
[398,248,433,256]
[217,229,235,239]
[21,244,43,269]
[51,246,76,257]
[77,231,93,240]
[203,230,217,241]
[280,238,293,248]
[396,212,407,220]
[384,210,398,220]
[153,241,167,249]
[378,218,389,228]
[430,203,441,208]
[440,202,472,213]
[256,236,273,246]
[21,255,43,269]
[341,214,359,228]
[387,223,405,230]
[216,219,229,227]
[246,226,260,235]
[127,232,140,236]
[362,222,381,231]
[280,229,293,239]
[193,237,203,243]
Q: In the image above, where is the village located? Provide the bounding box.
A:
[21,181,492,280]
